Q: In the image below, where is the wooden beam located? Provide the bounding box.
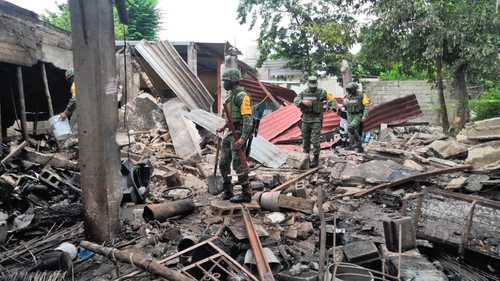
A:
[271,167,320,193]
[187,42,197,75]
[16,66,28,140]
[69,0,122,242]
[41,63,55,117]
[354,165,472,198]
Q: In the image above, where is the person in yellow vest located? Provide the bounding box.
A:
[59,69,76,120]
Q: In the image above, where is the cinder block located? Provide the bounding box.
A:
[383,216,416,252]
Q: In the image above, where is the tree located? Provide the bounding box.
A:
[42,0,161,40]
[358,0,499,132]
[237,0,357,76]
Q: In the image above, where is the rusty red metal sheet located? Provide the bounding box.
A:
[240,79,296,104]
[259,105,302,141]
[363,94,422,132]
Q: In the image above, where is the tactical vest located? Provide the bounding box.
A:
[228,88,248,124]
[300,89,325,116]
[345,94,364,114]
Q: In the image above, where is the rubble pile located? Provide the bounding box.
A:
[1,92,500,281]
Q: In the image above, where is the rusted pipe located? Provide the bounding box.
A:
[241,206,275,281]
[143,199,195,222]
[80,241,192,281]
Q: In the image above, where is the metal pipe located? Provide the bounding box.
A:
[143,199,195,222]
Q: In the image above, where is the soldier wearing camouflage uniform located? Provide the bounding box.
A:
[345,82,368,152]
[216,69,254,203]
[294,76,336,168]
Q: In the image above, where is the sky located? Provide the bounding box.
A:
[5,0,260,58]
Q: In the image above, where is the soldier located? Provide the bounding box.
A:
[216,68,254,203]
[294,76,336,168]
[59,69,76,121]
[345,82,368,152]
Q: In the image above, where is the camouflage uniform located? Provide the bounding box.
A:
[219,69,254,202]
[293,76,336,167]
[345,82,368,152]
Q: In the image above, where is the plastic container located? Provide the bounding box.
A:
[325,263,374,281]
[55,242,78,260]
[49,115,72,141]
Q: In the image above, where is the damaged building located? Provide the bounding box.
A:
[0,1,499,281]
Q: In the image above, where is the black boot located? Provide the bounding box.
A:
[230,192,252,203]
[221,182,233,200]
[230,183,252,203]
[356,144,364,153]
[310,154,320,168]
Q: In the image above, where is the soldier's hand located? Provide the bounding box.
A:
[59,112,67,121]
[234,138,246,150]
[301,100,313,107]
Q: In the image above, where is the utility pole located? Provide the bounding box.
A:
[69,0,122,242]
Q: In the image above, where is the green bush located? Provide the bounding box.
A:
[470,84,500,121]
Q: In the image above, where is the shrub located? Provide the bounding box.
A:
[470,84,500,121]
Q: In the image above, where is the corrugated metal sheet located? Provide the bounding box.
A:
[240,79,296,104]
[184,109,287,168]
[259,105,302,141]
[363,94,422,132]
[260,105,341,143]
[135,40,213,111]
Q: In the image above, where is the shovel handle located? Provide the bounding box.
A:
[213,137,221,176]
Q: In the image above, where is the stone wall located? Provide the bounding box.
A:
[364,80,458,125]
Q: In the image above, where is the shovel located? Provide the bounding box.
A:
[207,137,224,195]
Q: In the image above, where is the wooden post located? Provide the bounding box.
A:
[41,63,54,117]
[16,66,29,140]
[69,0,122,242]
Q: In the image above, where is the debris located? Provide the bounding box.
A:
[161,98,202,158]
[184,109,288,168]
[1,141,27,165]
[388,255,448,281]
[266,212,287,224]
[80,240,192,281]
[383,216,416,252]
[343,240,380,265]
[296,222,314,240]
[143,199,195,222]
[286,151,310,170]
[457,117,500,142]
[355,165,472,197]
[24,147,78,170]
[334,159,417,185]
[465,140,500,171]
[324,263,375,281]
[241,206,276,281]
[428,139,468,159]
[446,176,468,190]
[403,159,425,172]
[126,92,168,130]
[271,167,320,192]
[464,174,490,192]
[244,248,281,272]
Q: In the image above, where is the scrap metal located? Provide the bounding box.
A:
[183,109,287,168]
[135,40,214,111]
[116,237,260,281]
[363,94,422,132]
[241,206,276,281]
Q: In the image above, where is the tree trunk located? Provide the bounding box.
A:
[454,64,469,131]
[436,56,449,134]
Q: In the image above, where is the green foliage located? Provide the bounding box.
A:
[470,83,500,120]
[237,0,357,76]
[379,64,430,81]
[41,0,160,40]
[42,3,71,31]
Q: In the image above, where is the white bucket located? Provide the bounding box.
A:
[55,242,78,260]
[49,115,72,141]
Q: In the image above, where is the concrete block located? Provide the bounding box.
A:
[383,216,416,252]
[343,240,380,264]
[428,139,468,159]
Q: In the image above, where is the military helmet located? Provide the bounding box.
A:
[346,82,358,94]
[307,75,318,87]
[65,68,74,80]
[222,68,241,82]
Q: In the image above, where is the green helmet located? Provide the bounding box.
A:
[65,68,74,80]
[346,82,358,94]
[222,68,241,82]
[307,75,318,87]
